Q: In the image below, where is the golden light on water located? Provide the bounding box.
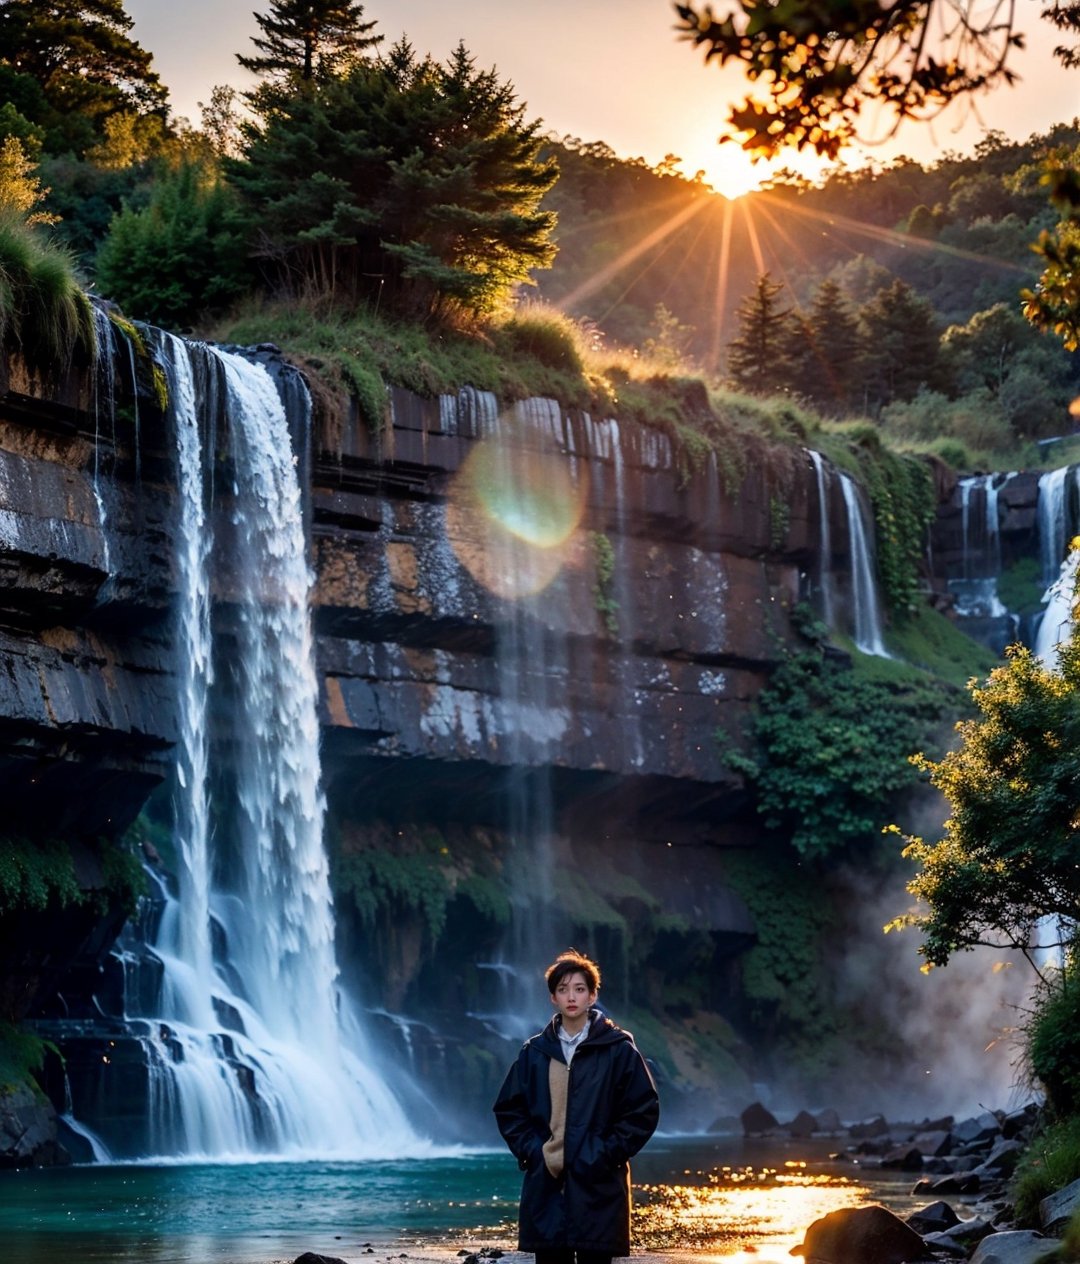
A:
[446,431,587,600]
[632,1164,874,1261]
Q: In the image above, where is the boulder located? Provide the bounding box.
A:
[914,1172,981,1195]
[741,1101,780,1135]
[787,1110,819,1138]
[789,1204,926,1264]
[294,1255,350,1264]
[849,1114,889,1139]
[814,1108,843,1133]
[0,1083,69,1168]
[906,1200,961,1235]
[953,1112,1002,1146]
[969,1230,1059,1264]
[881,1145,925,1171]
[975,1139,1024,1177]
[1002,1106,1040,1141]
[1039,1175,1080,1234]
[913,1129,952,1156]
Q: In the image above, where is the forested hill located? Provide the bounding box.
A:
[536,126,1080,453]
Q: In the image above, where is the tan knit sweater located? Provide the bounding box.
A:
[542,1059,570,1178]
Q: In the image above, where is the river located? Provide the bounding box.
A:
[0,1134,941,1264]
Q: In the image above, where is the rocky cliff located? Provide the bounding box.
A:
[0,329,964,1156]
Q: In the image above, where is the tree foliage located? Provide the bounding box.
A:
[726,271,790,392]
[231,39,557,319]
[237,0,382,93]
[95,157,251,327]
[672,1,1073,159]
[893,562,1080,970]
[0,0,166,157]
[727,611,953,860]
[1022,154,1080,351]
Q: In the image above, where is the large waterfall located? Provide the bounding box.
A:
[111,336,417,1160]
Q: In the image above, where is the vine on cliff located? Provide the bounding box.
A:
[851,432,936,618]
[724,610,954,861]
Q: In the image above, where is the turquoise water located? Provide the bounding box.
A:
[0,1138,925,1264]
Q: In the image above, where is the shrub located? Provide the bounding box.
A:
[1013,1113,1080,1226]
[1029,974,1080,1118]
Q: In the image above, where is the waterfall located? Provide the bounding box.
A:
[949,473,1013,622]
[1038,465,1074,586]
[808,450,835,629]
[108,335,417,1160]
[839,472,890,658]
[1035,464,1080,657]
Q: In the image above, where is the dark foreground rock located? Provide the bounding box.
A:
[0,1083,70,1168]
[790,1204,927,1263]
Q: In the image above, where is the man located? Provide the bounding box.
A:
[493,949,660,1264]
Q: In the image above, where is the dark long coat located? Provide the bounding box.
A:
[493,1010,660,1257]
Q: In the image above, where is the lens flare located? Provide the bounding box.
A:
[447,430,588,600]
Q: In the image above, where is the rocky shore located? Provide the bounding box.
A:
[738,1099,1074,1263]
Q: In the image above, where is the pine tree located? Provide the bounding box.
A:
[798,280,863,414]
[231,39,557,319]
[0,1,165,156]
[860,279,941,408]
[238,0,381,88]
[726,273,790,394]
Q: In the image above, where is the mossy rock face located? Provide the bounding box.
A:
[0,1082,67,1168]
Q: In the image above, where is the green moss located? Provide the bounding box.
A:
[0,837,82,914]
[997,554,1045,619]
[455,873,511,925]
[336,846,453,943]
[591,530,619,636]
[0,1022,49,1095]
[882,603,999,688]
[553,870,627,931]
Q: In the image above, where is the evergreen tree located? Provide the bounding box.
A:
[95,158,251,328]
[859,279,941,409]
[726,272,791,394]
[797,280,863,414]
[0,1,165,157]
[231,40,557,319]
[238,0,381,88]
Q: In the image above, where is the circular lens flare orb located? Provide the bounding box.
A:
[447,432,588,600]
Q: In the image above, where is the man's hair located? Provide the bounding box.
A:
[545,949,601,995]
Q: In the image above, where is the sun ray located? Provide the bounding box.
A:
[739,198,766,277]
[708,198,735,373]
[557,196,713,311]
[754,190,1032,276]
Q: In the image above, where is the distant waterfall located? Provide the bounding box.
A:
[112,335,417,1160]
[1037,464,1080,586]
[808,450,835,629]
[839,472,890,658]
[1035,464,1080,663]
[948,472,1014,625]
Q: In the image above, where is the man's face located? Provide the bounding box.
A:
[550,971,597,1024]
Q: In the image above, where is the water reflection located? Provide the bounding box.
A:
[0,1139,932,1264]
[635,1161,873,1259]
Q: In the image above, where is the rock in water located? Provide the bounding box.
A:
[294,1254,350,1264]
[790,1204,927,1263]
[740,1101,779,1134]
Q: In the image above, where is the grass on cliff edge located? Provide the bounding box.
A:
[0,211,95,367]
[211,299,814,462]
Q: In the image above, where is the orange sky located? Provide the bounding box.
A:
[126,0,1080,197]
